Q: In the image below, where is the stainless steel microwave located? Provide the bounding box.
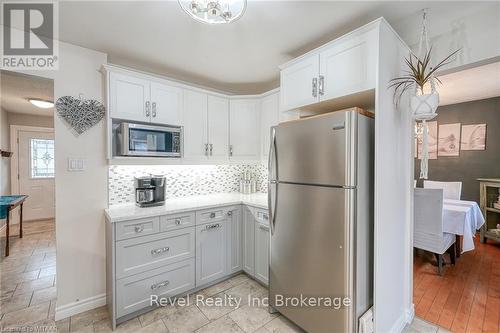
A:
[118,123,182,157]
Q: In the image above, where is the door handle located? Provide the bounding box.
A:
[229,145,233,157]
[205,143,209,156]
[152,102,157,117]
[312,78,318,98]
[319,75,325,96]
[145,101,150,117]
[209,143,213,156]
[268,127,278,236]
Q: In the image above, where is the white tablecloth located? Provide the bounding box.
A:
[443,199,485,253]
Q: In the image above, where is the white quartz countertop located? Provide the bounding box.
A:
[105,192,268,223]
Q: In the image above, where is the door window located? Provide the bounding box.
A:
[30,138,55,178]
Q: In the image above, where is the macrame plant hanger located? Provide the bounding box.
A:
[415,9,438,179]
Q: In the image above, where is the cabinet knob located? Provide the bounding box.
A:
[312,78,318,98]
[152,102,157,117]
[227,211,233,217]
[175,219,181,225]
[210,212,216,219]
[145,101,151,117]
[134,225,144,233]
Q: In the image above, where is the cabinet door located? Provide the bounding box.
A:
[226,207,242,274]
[196,220,228,286]
[207,95,229,160]
[229,99,260,160]
[254,222,270,285]
[183,90,208,160]
[319,28,376,100]
[150,82,183,126]
[279,54,319,111]
[242,206,255,276]
[109,72,150,122]
[260,92,279,161]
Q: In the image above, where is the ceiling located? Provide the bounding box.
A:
[57,1,490,94]
[437,62,500,106]
[0,71,54,116]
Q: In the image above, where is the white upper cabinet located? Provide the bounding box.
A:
[319,28,377,100]
[183,90,208,160]
[108,70,182,126]
[150,82,183,125]
[229,99,260,160]
[280,55,320,111]
[109,72,151,122]
[207,95,229,160]
[260,92,279,161]
[279,25,377,111]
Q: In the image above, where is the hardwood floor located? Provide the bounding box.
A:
[414,235,500,332]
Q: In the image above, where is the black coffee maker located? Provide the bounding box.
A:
[134,175,166,207]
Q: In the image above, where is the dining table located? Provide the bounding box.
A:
[443,198,485,254]
[0,195,28,257]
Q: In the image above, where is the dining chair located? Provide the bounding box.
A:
[414,188,456,275]
[423,180,462,200]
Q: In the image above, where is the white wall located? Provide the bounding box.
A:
[14,42,108,318]
[373,21,414,333]
[7,112,54,128]
[393,2,500,72]
[0,108,10,197]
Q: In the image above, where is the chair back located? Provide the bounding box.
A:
[414,188,444,237]
[423,180,462,200]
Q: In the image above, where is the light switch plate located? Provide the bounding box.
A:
[67,158,85,171]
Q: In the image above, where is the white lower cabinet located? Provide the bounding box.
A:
[106,203,269,328]
[195,219,228,286]
[242,206,255,275]
[254,222,270,285]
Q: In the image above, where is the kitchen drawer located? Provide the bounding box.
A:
[116,258,195,318]
[253,208,270,225]
[116,227,195,278]
[115,216,160,241]
[196,206,229,225]
[160,212,195,232]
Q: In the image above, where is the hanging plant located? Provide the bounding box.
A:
[389,48,459,117]
[388,9,459,179]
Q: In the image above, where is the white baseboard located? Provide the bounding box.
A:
[55,293,106,321]
[406,304,415,324]
[388,311,408,333]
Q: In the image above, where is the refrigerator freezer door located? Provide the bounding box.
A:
[275,111,356,187]
[269,183,353,333]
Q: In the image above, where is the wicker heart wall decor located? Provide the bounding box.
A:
[55,95,105,135]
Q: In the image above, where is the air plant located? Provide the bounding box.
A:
[389,48,460,103]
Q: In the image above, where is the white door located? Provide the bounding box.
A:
[242,206,255,276]
[183,90,208,161]
[226,207,242,274]
[319,28,376,100]
[207,95,229,160]
[260,92,279,161]
[254,222,270,285]
[279,54,319,111]
[229,99,260,161]
[150,82,183,126]
[109,72,151,122]
[17,130,55,221]
[196,221,228,286]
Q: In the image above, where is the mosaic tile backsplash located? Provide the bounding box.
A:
[108,164,268,205]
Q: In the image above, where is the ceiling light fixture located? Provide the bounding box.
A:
[178,0,247,24]
[28,98,54,109]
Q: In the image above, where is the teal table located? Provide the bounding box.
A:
[1,195,28,257]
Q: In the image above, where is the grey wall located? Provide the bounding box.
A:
[415,97,500,203]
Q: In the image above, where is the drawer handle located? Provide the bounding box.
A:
[227,211,233,217]
[205,223,220,230]
[151,280,170,290]
[259,225,270,231]
[134,225,144,233]
[175,219,182,225]
[209,212,216,219]
[263,214,269,220]
[151,247,170,255]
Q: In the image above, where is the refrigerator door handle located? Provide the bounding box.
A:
[268,127,278,235]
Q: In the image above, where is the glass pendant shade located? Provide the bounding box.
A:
[178,0,247,24]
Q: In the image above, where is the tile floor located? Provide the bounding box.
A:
[0,219,450,333]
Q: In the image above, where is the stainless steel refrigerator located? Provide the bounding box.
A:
[268,109,374,333]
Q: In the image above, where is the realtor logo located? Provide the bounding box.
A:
[1,1,58,69]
